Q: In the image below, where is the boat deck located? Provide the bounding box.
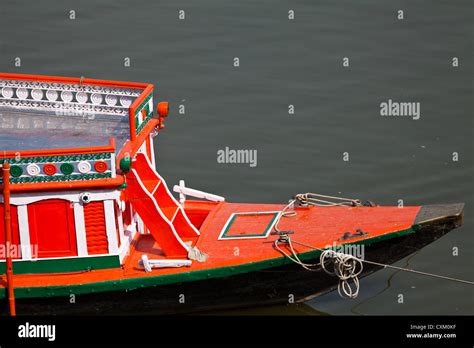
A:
[0,202,421,291]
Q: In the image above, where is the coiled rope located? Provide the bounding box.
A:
[320,249,363,299]
[292,239,474,286]
[274,237,363,298]
[274,236,474,300]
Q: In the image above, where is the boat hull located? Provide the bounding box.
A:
[5,204,463,315]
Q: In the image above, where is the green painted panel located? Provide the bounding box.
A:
[135,93,154,135]
[0,255,120,275]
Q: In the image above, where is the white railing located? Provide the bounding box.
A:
[173,180,225,203]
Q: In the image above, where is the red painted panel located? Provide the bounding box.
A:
[84,201,108,255]
[0,204,21,259]
[28,199,77,258]
[123,201,132,227]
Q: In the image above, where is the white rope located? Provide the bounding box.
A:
[273,192,362,233]
[273,199,297,233]
[295,193,363,207]
[274,238,319,271]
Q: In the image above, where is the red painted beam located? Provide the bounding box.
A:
[0,176,125,193]
[2,162,16,316]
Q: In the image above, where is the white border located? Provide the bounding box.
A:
[118,223,137,263]
[149,135,156,167]
[110,153,116,178]
[104,200,119,254]
[17,205,32,260]
[217,211,282,240]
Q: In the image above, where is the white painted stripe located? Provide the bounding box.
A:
[118,223,136,263]
[136,213,145,234]
[73,203,88,257]
[140,153,201,236]
[104,200,119,254]
[151,180,161,195]
[171,208,179,223]
[110,153,116,178]
[115,203,124,247]
[149,135,156,166]
[138,139,147,156]
[17,205,32,260]
[217,211,282,240]
[148,98,153,114]
[131,168,190,250]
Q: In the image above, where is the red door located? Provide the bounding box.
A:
[28,199,77,258]
[0,204,21,259]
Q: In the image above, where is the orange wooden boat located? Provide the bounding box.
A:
[0,73,464,314]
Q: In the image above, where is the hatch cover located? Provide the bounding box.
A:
[218,211,280,240]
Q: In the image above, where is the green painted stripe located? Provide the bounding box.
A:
[0,153,113,184]
[9,172,111,184]
[0,255,120,275]
[136,113,154,135]
[135,93,153,135]
[137,93,152,112]
[134,114,140,129]
[0,226,417,300]
[2,152,112,165]
[220,212,279,239]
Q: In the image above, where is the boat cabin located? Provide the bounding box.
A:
[0,73,162,273]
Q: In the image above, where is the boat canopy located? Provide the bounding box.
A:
[0,74,153,153]
[0,73,157,190]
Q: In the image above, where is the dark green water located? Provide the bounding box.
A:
[1,0,472,315]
